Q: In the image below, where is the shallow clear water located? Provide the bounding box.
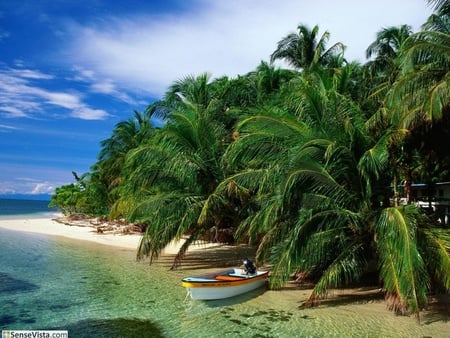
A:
[0,226,448,337]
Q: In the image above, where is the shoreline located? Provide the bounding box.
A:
[0,215,235,256]
[0,215,141,250]
[0,215,449,332]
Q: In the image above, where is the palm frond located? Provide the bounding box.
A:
[418,227,450,291]
[375,206,430,316]
[135,192,204,262]
[304,242,367,305]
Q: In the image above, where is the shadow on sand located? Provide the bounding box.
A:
[157,243,257,271]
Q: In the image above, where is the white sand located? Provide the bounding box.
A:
[0,216,224,254]
[0,216,141,249]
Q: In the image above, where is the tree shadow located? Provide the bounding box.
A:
[0,271,39,293]
[318,288,385,307]
[156,244,257,271]
[421,294,450,324]
[295,286,385,309]
[296,287,450,324]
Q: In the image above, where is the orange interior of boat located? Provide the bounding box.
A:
[215,275,244,281]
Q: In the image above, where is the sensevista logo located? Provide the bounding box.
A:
[2,331,68,338]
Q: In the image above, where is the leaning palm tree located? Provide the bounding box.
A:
[134,111,227,266]
[270,24,345,71]
[115,75,243,269]
[214,69,450,319]
[92,110,156,209]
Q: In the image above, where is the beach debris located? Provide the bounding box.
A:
[54,215,144,235]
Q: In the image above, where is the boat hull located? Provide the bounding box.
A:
[182,268,268,300]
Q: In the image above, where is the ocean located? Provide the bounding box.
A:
[0,198,57,219]
[0,199,448,337]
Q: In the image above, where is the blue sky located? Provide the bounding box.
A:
[0,0,433,195]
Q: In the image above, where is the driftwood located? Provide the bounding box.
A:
[54,216,145,235]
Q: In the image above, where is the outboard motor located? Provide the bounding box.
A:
[243,258,256,274]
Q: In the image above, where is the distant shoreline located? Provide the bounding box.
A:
[0,216,141,250]
[0,215,228,255]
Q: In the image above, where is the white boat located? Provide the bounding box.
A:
[182,268,269,300]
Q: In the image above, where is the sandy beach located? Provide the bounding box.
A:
[0,215,236,257]
[0,215,260,278]
[0,216,142,250]
[1,215,449,336]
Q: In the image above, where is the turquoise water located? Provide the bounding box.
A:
[0,200,449,337]
[0,229,179,335]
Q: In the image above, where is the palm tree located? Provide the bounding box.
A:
[392,12,450,127]
[115,75,244,268]
[165,73,212,110]
[95,110,155,207]
[364,25,413,108]
[427,0,450,15]
[423,10,450,34]
[366,25,413,62]
[270,24,345,71]
[214,69,450,318]
[250,61,296,102]
[381,11,449,206]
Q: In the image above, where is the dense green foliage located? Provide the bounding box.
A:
[51,2,450,318]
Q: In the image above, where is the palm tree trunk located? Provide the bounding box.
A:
[393,169,399,207]
[405,167,412,204]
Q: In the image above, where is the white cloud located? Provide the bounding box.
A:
[43,91,81,109]
[31,182,55,195]
[91,80,116,94]
[89,78,136,105]
[0,180,55,195]
[0,186,16,194]
[69,66,139,105]
[0,106,27,118]
[71,106,109,120]
[12,68,54,80]
[0,123,20,131]
[64,0,433,98]
[0,67,110,120]
[0,164,78,195]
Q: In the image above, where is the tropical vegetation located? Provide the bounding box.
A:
[50,0,450,319]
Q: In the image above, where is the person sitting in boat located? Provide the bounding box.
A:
[242,258,257,275]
